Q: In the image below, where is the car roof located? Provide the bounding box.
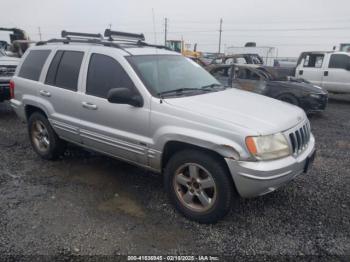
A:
[29,42,179,57]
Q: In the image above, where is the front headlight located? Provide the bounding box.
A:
[309,93,322,99]
[245,133,290,160]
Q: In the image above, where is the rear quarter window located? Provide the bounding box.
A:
[18,50,51,81]
[45,50,84,91]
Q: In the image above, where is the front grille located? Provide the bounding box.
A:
[288,121,311,155]
[0,65,17,77]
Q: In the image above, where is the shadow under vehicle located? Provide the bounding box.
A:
[209,64,328,114]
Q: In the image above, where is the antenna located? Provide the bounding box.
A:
[151,8,157,44]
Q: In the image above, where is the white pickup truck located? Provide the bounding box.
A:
[295,51,350,94]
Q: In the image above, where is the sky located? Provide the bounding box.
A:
[1,0,350,57]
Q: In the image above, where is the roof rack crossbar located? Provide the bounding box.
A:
[136,41,171,50]
[35,38,133,56]
[104,29,145,41]
[61,30,103,39]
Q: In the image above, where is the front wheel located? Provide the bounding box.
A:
[164,149,234,223]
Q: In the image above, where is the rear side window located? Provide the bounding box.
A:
[329,54,350,70]
[18,50,51,81]
[86,54,135,98]
[45,50,84,91]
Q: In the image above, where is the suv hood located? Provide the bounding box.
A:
[164,88,306,135]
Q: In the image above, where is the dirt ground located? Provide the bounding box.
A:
[0,95,349,260]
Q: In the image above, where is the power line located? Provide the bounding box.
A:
[164,17,168,45]
[166,26,350,34]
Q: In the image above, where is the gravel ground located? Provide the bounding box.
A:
[0,95,349,261]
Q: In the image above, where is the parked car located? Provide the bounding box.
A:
[209,64,328,114]
[11,30,316,223]
[0,49,20,102]
[295,51,350,94]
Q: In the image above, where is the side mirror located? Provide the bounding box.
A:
[107,88,143,107]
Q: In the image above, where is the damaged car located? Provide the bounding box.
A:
[209,64,328,113]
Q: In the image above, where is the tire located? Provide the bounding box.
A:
[277,94,299,106]
[164,149,234,224]
[28,112,65,160]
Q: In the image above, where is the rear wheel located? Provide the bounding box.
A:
[164,149,234,223]
[28,112,65,160]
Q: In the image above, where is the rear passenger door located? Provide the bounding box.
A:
[41,48,86,143]
[78,52,150,166]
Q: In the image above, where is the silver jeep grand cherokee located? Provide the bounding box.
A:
[10,30,315,223]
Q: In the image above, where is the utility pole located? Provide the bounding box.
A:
[218,18,223,54]
[164,17,168,45]
[38,26,42,41]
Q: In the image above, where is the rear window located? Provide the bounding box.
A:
[45,50,84,91]
[18,50,51,81]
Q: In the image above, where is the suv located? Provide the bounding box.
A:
[0,49,20,102]
[11,30,316,223]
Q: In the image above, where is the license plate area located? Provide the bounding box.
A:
[304,150,316,173]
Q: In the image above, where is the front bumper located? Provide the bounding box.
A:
[225,134,315,198]
[303,94,328,113]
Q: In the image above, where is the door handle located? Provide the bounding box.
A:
[39,90,51,97]
[82,101,98,110]
[299,70,303,75]
[324,71,329,76]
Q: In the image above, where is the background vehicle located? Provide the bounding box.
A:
[0,49,20,102]
[210,53,264,65]
[295,51,350,94]
[11,30,315,223]
[0,27,31,57]
[165,39,202,57]
[209,64,328,113]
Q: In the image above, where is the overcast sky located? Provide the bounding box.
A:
[1,0,350,57]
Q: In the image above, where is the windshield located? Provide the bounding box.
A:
[127,55,221,97]
[258,67,292,81]
[0,49,5,57]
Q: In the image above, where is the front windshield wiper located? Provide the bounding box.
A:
[158,87,204,97]
[200,83,225,90]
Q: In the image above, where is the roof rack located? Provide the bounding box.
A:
[36,29,171,53]
[104,28,170,51]
[61,30,103,40]
[104,29,145,42]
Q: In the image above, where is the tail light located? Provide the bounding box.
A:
[9,79,15,99]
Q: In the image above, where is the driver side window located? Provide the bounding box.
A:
[86,54,135,99]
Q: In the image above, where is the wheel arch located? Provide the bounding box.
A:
[161,140,240,171]
[25,104,48,120]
